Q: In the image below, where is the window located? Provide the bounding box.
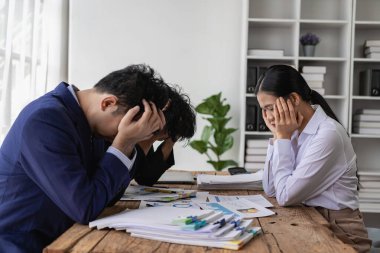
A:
[0,0,48,142]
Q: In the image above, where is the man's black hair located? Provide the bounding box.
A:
[164,85,196,142]
[94,64,196,142]
[94,64,170,111]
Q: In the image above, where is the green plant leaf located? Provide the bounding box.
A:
[221,135,234,154]
[195,93,222,115]
[216,104,230,117]
[207,117,230,132]
[189,140,208,154]
[201,126,213,142]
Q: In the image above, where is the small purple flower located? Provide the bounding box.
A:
[300,33,320,46]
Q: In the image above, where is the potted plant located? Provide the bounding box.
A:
[300,32,320,57]
[190,92,237,171]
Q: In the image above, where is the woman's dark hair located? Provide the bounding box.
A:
[94,64,170,111]
[254,64,340,124]
[164,85,196,142]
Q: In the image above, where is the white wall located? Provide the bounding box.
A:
[69,0,243,171]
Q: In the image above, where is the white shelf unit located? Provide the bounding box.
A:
[240,0,380,213]
[240,0,352,170]
[350,0,380,213]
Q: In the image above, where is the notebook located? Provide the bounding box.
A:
[156,170,195,184]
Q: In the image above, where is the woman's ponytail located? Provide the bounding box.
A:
[310,89,341,124]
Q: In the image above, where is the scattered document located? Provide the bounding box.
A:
[138,191,209,209]
[208,194,273,208]
[197,170,263,190]
[122,185,196,202]
[197,199,275,219]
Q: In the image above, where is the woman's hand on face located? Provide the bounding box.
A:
[262,109,277,139]
[273,97,303,139]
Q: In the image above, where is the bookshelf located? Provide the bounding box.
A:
[240,0,380,212]
[349,0,380,213]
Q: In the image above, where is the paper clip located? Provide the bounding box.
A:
[213,218,226,228]
[235,226,245,231]
[182,220,207,230]
[231,220,241,227]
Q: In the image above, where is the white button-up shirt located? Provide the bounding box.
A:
[263,105,359,210]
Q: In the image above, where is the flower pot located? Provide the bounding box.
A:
[303,45,316,57]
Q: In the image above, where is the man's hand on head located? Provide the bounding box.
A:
[111,99,165,157]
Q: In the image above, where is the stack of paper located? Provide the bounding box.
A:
[197,170,263,190]
[358,170,380,212]
[89,206,262,250]
[301,66,326,95]
[353,109,380,135]
[364,40,380,59]
[245,139,268,171]
[122,185,197,202]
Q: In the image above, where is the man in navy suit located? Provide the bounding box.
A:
[0,64,171,253]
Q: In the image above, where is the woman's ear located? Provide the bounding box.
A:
[289,92,301,106]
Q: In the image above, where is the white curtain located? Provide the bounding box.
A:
[0,0,68,143]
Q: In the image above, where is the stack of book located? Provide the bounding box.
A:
[89,206,262,250]
[353,109,380,135]
[301,66,326,95]
[245,139,268,171]
[364,40,380,59]
[358,171,380,212]
[247,49,284,57]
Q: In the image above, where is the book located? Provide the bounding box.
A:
[353,127,380,135]
[354,114,380,122]
[245,155,266,163]
[301,73,324,81]
[356,108,380,115]
[353,121,380,128]
[244,162,265,170]
[364,40,380,47]
[247,49,284,57]
[364,46,380,55]
[359,202,380,212]
[246,139,268,148]
[307,80,324,88]
[245,100,257,131]
[301,66,326,74]
[246,148,267,155]
[312,87,325,95]
[156,170,195,184]
[246,64,257,94]
[366,52,380,59]
[360,181,380,189]
[359,69,380,96]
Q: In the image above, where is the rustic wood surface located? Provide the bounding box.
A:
[44,172,356,253]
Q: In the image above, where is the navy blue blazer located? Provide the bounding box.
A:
[0,83,131,253]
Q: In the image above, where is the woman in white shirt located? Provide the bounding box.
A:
[255,65,371,253]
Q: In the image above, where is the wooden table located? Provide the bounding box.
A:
[44,179,356,253]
